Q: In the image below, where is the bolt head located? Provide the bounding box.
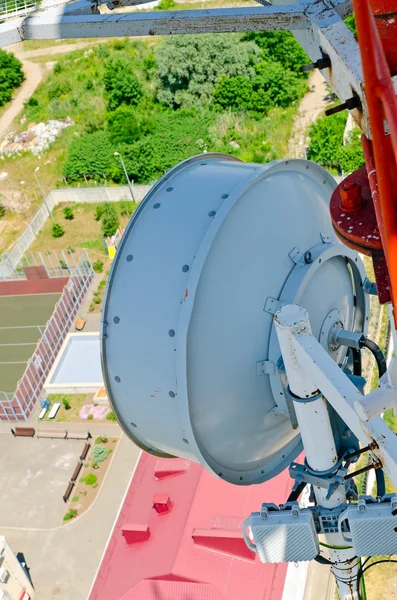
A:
[340,180,364,212]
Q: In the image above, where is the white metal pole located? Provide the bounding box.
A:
[275,304,360,600]
[114,152,135,203]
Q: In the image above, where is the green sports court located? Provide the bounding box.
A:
[0,293,60,394]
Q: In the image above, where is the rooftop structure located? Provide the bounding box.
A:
[0,536,34,600]
[89,452,292,600]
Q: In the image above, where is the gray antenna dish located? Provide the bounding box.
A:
[101,154,368,486]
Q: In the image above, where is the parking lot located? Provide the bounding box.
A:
[0,435,82,528]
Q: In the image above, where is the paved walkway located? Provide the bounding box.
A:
[2,433,140,599]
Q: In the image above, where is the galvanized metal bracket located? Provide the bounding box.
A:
[289,247,303,264]
[362,277,377,295]
[289,461,347,500]
[320,232,331,244]
[256,360,276,376]
[264,297,285,315]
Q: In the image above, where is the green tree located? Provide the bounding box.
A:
[103,59,142,110]
[338,129,365,173]
[155,34,260,108]
[214,76,254,111]
[307,111,347,171]
[0,50,24,106]
[253,61,308,108]
[242,31,309,76]
[107,105,141,145]
[101,204,119,237]
[63,131,116,181]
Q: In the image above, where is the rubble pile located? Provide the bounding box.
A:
[0,118,73,156]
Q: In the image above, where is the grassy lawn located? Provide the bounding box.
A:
[364,557,397,600]
[29,201,136,260]
[42,393,117,423]
[41,394,88,422]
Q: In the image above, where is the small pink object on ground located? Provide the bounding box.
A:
[79,404,110,420]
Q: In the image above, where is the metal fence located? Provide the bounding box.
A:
[0,0,36,20]
[2,185,150,273]
[0,260,94,422]
[0,248,92,281]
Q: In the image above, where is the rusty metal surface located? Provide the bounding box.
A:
[353,0,397,324]
[329,165,392,304]
[12,5,309,43]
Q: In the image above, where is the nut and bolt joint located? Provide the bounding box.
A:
[340,181,364,212]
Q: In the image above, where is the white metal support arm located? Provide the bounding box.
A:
[275,304,397,490]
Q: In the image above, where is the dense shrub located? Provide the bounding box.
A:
[214,76,257,111]
[0,204,5,218]
[83,474,97,485]
[120,201,134,216]
[52,223,65,238]
[253,61,307,108]
[47,80,72,100]
[103,59,142,110]
[106,411,117,421]
[92,445,110,463]
[116,108,213,183]
[25,97,38,107]
[63,509,77,521]
[0,50,24,106]
[93,260,104,273]
[62,398,71,410]
[107,105,141,145]
[63,206,74,220]
[338,129,365,173]
[155,0,176,9]
[95,436,108,444]
[307,111,347,171]
[345,15,357,37]
[63,131,116,182]
[95,205,106,221]
[156,34,260,108]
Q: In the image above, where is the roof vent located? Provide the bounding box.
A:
[121,524,150,544]
[153,494,172,514]
[155,459,188,480]
[192,529,255,560]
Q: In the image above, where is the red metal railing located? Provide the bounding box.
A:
[353,0,397,324]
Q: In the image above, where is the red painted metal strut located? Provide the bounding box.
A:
[331,0,397,324]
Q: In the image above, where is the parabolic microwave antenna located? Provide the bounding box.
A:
[101,154,368,485]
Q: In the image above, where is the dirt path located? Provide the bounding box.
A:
[0,60,43,141]
[12,40,104,60]
[0,41,107,143]
[288,70,332,159]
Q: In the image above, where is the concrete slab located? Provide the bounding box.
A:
[2,434,140,600]
[0,437,82,528]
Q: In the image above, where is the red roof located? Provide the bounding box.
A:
[89,452,292,600]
